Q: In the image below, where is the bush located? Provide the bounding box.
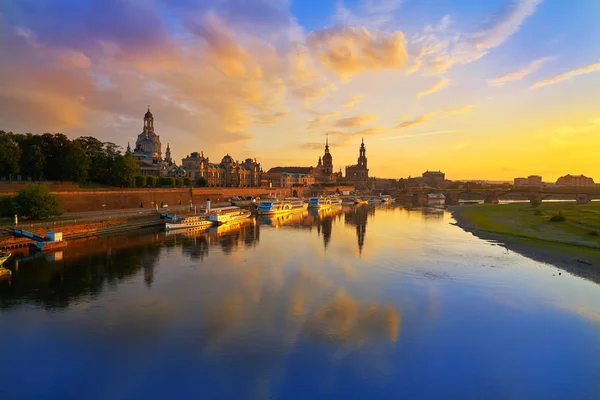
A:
[587,231,599,236]
[135,175,147,188]
[196,177,209,187]
[183,177,192,187]
[0,195,16,218]
[14,185,62,219]
[549,212,566,222]
[533,210,543,216]
[147,176,159,187]
[174,178,184,188]
[158,177,175,187]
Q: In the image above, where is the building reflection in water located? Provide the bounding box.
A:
[344,204,375,255]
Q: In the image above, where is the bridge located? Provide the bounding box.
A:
[402,186,600,205]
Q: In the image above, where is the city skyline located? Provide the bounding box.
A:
[0,1,598,180]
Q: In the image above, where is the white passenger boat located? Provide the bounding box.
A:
[380,195,395,203]
[283,197,308,211]
[368,196,382,204]
[308,197,332,210]
[165,214,212,231]
[208,206,252,225]
[257,199,293,215]
[327,195,343,206]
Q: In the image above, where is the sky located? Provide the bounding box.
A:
[0,0,599,181]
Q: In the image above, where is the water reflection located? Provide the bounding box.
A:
[1,205,600,399]
[344,204,374,254]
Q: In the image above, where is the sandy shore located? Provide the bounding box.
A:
[449,205,600,284]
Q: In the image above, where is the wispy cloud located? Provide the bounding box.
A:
[333,0,404,29]
[334,113,377,128]
[343,95,362,108]
[488,57,553,87]
[471,0,543,52]
[531,60,600,89]
[417,78,450,97]
[307,111,339,130]
[383,130,455,140]
[254,111,289,124]
[394,105,473,130]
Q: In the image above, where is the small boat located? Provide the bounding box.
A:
[283,197,308,212]
[380,195,395,203]
[0,251,11,266]
[257,199,293,215]
[208,206,252,225]
[368,197,383,204]
[326,195,343,206]
[308,197,332,210]
[165,214,212,231]
[0,267,11,280]
[354,197,369,205]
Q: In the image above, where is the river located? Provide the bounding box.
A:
[1,205,599,399]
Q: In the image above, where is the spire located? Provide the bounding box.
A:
[326,133,329,149]
[126,142,131,153]
[148,105,150,113]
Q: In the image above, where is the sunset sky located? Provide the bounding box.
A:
[0,0,599,180]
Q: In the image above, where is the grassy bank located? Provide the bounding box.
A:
[451,203,600,282]
[454,203,600,248]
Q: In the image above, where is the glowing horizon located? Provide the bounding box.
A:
[0,0,599,181]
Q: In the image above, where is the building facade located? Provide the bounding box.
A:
[345,139,369,189]
[514,175,542,187]
[128,107,180,177]
[422,170,446,187]
[182,152,262,187]
[556,174,595,187]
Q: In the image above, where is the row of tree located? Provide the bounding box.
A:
[0,131,140,186]
[0,186,62,220]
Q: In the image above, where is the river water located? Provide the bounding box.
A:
[1,205,599,399]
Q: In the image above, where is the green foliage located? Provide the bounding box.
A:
[147,176,159,187]
[158,176,175,187]
[549,212,566,222]
[196,176,209,187]
[135,175,147,188]
[533,210,543,216]
[40,133,70,180]
[587,231,599,236]
[112,154,140,187]
[61,140,91,183]
[0,196,16,218]
[76,136,121,184]
[183,177,192,187]
[14,186,62,220]
[0,131,22,178]
[174,178,184,187]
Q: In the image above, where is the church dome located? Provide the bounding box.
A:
[323,152,332,161]
[221,154,234,164]
[145,108,153,119]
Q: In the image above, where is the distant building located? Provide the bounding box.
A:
[514,177,528,186]
[528,175,542,186]
[422,170,446,187]
[128,107,179,176]
[181,153,261,187]
[345,139,369,190]
[556,174,595,187]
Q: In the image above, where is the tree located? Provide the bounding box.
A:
[135,175,147,188]
[40,133,70,180]
[0,131,22,179]
[196,176,208,187]
[112,153,140,187]
[183,177,192,187]
[23,144,45,181]
[14,186,62,219]
[146,176,159,187]
[61,140,91,183]
[174,178,183,187]
[0,196,15,218]
[76,136,121,183]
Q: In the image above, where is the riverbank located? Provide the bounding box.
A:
[450,203,600,283]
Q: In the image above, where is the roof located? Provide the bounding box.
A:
[268,166,312,174]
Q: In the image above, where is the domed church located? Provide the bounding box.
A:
[128,107,181,177]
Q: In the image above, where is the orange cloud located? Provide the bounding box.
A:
[417,78,450,97]
[334,114,377,128]
[307,26,408,79]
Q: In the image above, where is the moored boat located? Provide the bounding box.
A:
[165,214,212,231]
[257,199,293,215]
[308,197,332,210]
[283,197,308,211]
[380,195,395,203]
[208,206,252,225]
[0,251,11,266]
[326,195,343,206]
